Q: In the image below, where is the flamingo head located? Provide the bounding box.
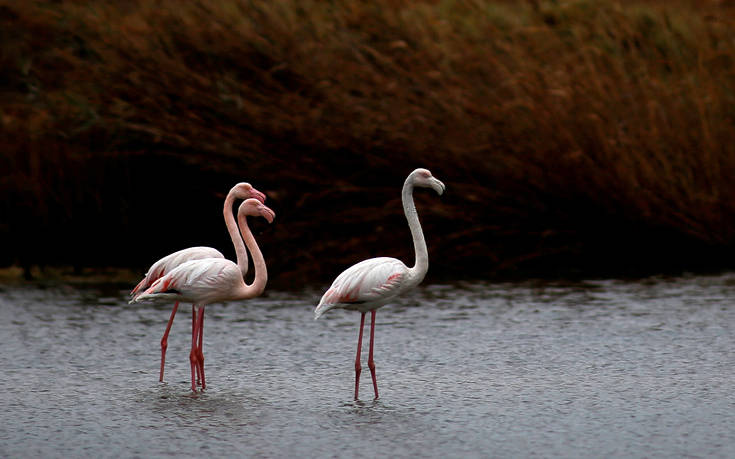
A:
[238,198,276,224]
[410,168,445,196]
[231,182,267,204]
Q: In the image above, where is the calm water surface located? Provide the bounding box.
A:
[1,274,734,458]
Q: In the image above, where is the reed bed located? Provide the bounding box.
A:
[2,0,734,284]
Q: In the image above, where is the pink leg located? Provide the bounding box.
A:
[189,306,203,392]
[159,302,179,382]
[368,310,379,399]
[354,312,366,400]
[192,307,201,386]
[197,306,206,390]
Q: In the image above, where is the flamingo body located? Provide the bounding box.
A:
[315,257,412,318]
[135,257,249,306]
[130,246,224,298]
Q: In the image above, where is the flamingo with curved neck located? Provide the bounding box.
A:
[236,198,269,296]
[129,182,266,384]
[314,168,445,400]
[132,198,275,391]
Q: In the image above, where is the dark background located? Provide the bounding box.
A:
[2,0,735,289]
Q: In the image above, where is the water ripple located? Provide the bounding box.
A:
[1,274,735,457]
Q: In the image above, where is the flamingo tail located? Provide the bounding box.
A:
[130,277,149,299]
[130,277,181,304]
[314,302,336,320]
[129,291,180,305]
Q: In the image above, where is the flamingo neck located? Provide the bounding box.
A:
[402,177,428,284]
[223,193,249,277]
[236,212,268,298]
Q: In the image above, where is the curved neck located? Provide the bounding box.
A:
[402,177,428,283]
[236,212,268,298]
[223,193,248,276]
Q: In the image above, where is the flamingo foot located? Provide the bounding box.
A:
[368,359,378,400]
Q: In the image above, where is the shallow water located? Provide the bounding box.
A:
[1,274,734,458]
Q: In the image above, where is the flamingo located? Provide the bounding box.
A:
[314,168,445,400]
[132,198,274,391]
[130,182,266,384]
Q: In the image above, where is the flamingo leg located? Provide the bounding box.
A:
[354,312,366,400]
[368,309,379,400]
[190,305,203,392]
[197,306,206,390]
[192,307,202,386]
[159,301,179,382]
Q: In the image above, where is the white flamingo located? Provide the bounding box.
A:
[130,182,265,384]
[132,198,274,391]
[315,168,445,400]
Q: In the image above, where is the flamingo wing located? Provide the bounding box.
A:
[315,257,408,318]
[133,258,242,305]
[131,246,224,298]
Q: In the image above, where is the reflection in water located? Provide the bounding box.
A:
[1,275,735,457]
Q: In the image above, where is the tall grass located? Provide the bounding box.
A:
[2,0,734,283]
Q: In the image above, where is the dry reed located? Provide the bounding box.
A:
[2,0,734,283]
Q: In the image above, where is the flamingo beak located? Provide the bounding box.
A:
[260,204,276,223]
[431,178,446,196]
[251,188,267,204]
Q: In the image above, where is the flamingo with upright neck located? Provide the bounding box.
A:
[132,198,275,391]
[130,182,265,384]
[315,168,445,400]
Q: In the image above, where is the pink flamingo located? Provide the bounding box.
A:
[315,168,445,400]
[130,182,266,384]
[132,198,274,391]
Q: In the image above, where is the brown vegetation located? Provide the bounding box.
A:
[2,0,735,286]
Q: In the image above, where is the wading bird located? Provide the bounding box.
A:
[130,182,266,385]
[314,168,445,400]
[132,198,274,391]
